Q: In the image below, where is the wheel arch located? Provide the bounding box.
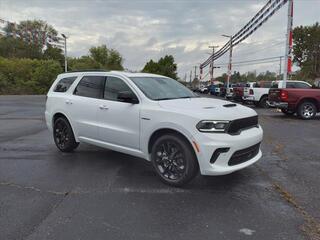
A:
[259,94,268,102]
[52,112,79,142]
[297,98,319,111]
[147,128,197,156]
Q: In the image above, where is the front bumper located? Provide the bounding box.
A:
[267,101,288,109]
[193,126,263,176]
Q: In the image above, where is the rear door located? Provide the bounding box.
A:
[67,75,105,139]
[96,76,140,150]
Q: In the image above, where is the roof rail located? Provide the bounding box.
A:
[66,69,108,73]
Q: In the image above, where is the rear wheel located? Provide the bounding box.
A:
[151,134,198,187]
[259,96,269,108]
[297,102,317,120]
[53,117,79,152]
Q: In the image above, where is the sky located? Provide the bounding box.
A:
[1,0,320,80]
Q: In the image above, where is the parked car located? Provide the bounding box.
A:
[243,80,311,108]
[220,84,234,98]
[208,84,221,96]
[268,87,320,119]
[45,71,263,186]
[243,81,272,108]
[199,86,209,94]
[232,83,247,102]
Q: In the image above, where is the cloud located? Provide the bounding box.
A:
[1,0,319,79]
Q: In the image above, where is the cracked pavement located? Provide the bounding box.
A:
[0,95,319,240]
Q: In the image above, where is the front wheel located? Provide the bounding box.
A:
[53,117,79,152]
[297,102,317,120]
[151,134,198,187]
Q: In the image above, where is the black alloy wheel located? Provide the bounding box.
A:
[151,134,198,187]
[53,117,79,152]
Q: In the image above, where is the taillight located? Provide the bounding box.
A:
[280,90,288,101]
[249,89,254,95]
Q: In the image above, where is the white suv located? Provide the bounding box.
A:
[45,71,263,186]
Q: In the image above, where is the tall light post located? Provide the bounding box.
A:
[61,33,68,72]
[222,34,233,97]
[283,0,293,88]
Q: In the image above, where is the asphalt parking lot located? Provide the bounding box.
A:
[0,95,319,240]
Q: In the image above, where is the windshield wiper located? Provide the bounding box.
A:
[155,97,177,101]
[179,96,200,99]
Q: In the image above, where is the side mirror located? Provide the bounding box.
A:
[118,91,139,104]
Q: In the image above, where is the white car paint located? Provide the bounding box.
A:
[45,71,263,176]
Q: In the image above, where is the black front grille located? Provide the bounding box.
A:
[228,143,260,166]
[227,115,258,135]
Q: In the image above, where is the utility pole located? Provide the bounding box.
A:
[222,35,233,97]
[208,45,219,83]
[194,66,197,80]
[61,33,68,72]
[190,70,192,82]
[283,0,293,88]
[279,56,283,79]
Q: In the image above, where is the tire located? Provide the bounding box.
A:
[53,117,79,152]
[297,101,317,120]
[151,134,199,187]
[281,109,295,115]
[259,96,269,108]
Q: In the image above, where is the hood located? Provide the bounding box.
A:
[158,97,257,121]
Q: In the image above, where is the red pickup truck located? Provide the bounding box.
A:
[268,88,320,119]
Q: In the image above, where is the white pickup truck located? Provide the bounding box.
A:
[243,80,311,108]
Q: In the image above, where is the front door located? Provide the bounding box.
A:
[96,76,140,150]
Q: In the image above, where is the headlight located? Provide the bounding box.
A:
[196,120,230,133]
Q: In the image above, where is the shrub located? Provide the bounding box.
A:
[0,57,62,94]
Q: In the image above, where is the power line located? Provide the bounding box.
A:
[200,0,288,69]
[215,55,284,66]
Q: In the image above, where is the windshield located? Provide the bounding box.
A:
[130,77,199,100]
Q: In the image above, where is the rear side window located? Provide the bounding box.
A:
[286,82,295,88]
[293,82,311,89]
[260,82,272,88]
[74,76,105,98]
[104,76,135,101]
[54,77,77,92]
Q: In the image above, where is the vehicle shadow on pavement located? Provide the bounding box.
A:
[56,143,257,192]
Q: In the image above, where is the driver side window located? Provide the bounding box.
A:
[104,76,136,101]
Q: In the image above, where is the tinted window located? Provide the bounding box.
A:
[104,76,135,101]
[74,76,105,98]
[293,82,311,89]
[260,82,272,88]
[54,77,77,92]
[286,82,295,88]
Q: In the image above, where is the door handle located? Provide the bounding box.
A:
[65,100,73,105]
[99,105,109,110]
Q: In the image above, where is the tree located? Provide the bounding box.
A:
[43,45,64,64]
[0,37,43,59]
[5,20,59,50]
[293,22,320,79]
[89,44,124,70]
[68,56,102,71]
[142,55,178,79]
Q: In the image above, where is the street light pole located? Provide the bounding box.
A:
[222,35,233,97]
[208,45,219,84]
[61,34,68,72]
